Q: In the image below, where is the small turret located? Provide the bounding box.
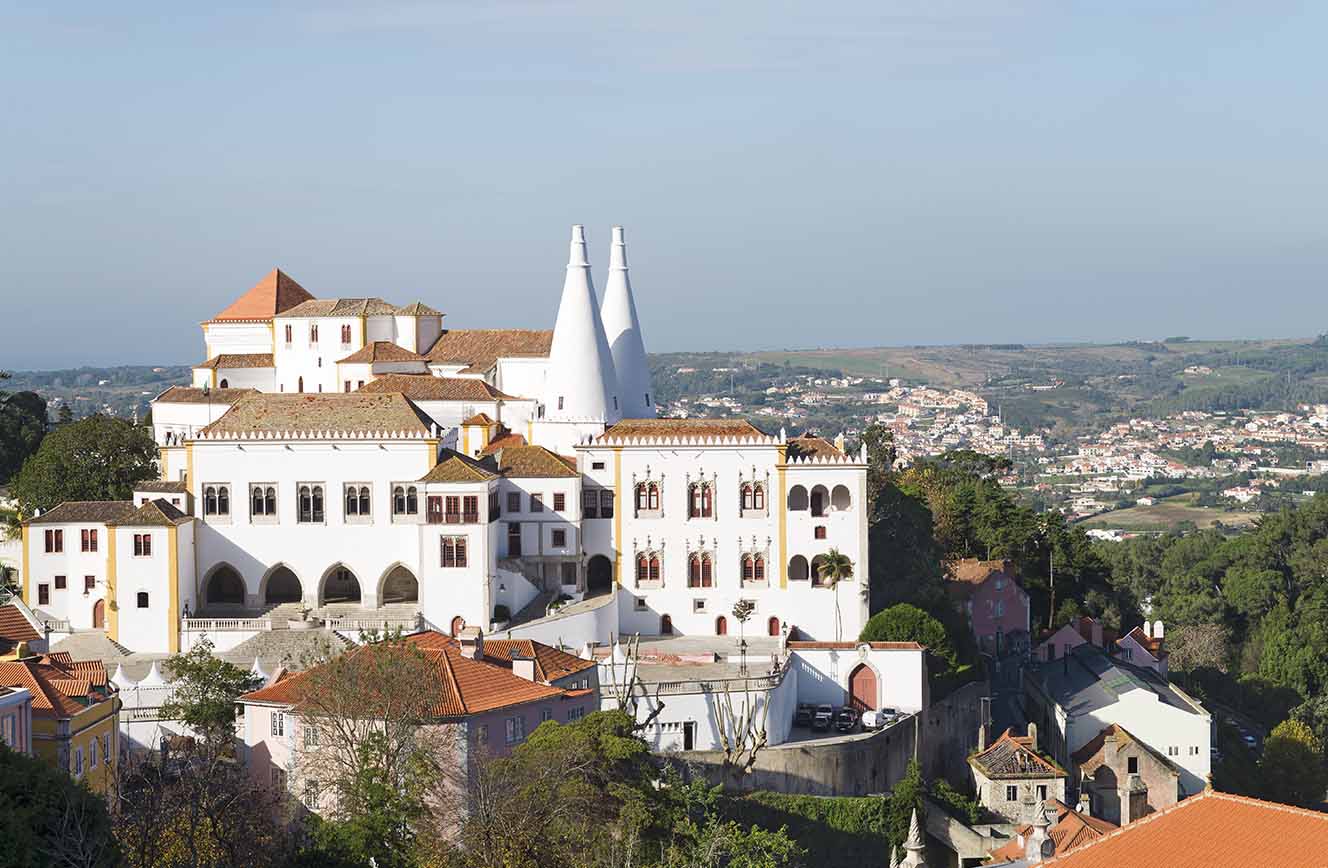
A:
[600,225,655,418]
[1024,800,1055,862]
[899,808,927,868]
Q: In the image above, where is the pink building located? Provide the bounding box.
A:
[946,559,1031,655]
[1117,622,1167,677]
[239,628,598,805]
[1035,616,1117,663]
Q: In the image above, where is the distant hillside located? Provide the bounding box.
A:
[3,365,191,419]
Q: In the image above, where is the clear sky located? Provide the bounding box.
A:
[2,2,1326,368]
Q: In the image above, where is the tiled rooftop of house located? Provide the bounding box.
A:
[597,418,766,441]
[278,297,400,318]
[357,374,514,401]
[200,392,434,436]
[987,800,1116,864]
[196,353,274,369]
[153,386,256,404]
[970,728,1066,779]
[0,653,111,718]
[337,341,427,364]
[207,269,314,322]
[24,501,138,526]
[425,329,554,374]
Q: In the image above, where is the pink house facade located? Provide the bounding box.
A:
[946,559,1031,656]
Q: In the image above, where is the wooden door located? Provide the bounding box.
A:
[92,599,105,629]
[849,664,876,711]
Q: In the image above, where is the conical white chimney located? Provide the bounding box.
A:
[600,225,655,418]
[540,225,621,426]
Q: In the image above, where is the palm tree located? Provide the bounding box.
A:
[816,548,855,641]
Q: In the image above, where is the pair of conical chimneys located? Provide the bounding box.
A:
[541,225,655,423]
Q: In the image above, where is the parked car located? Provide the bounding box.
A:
[1242,733,1258,749]
[811,704,834,732]
[834,707,859,733]
[862,707,900,731]
[793,704,814,728]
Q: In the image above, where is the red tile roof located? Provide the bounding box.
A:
[987,800,1116,863]
[208,269,314,322]
[425,329,553,374]
[478,431,528,456]
[0,605,41,648]
[337,341,427,364]
[597,418,766,442]
[240,632,576,717]
[970,728,1066,779]
[153,386,256,405]
[1121,626,1165,657]
[1040,790,1328,867]
[357,374,515,402]
[787,435,845,458]
[195,353,274,370]
[0,654,111,718]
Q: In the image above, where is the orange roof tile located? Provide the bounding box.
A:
[195,353,274,370]
[597,418,767,442]
[337,341,427,364]
[478,431,527,456]
[209,269,314,322]
[358,375,515,402]
[241,632,575,717]
[0,654,111,718]
[426,329,553,374]
[1121,626,1165,657]
[987,800,1116,863]
[787,435,845,459]
[1040,790,1328,867]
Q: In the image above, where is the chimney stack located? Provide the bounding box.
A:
[1143,621,1152,639]
[600,225,654,419]
[510,651,537,682]
[1152,620,1164,640]
[1027,722,1038,752]
[1024,801,1055,862]
[459,626,484,660]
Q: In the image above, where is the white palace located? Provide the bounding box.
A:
[19,227,869,656]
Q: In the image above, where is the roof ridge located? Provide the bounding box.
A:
[437,644,466,715]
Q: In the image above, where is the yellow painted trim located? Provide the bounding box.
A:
[480,425,491,449]
[167,525,180,654]
[210,368,218,389]
[185,442,194,490]
[107,531,118,642]
[613,447,623,585]
[160,449,169,480]
[269,321,276,356]
[777,446,788,589]
[21,526,30,606]
[526,420,533,443]
[462,426,470,456]
[360,315,367,345]
[425,439,439,471]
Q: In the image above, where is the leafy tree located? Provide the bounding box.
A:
[12,414,156,515]
[859,423,897,515]
[1259,719,1328,807]
[158,638,263,742]
[0,744,121,868]
[0,388,47,483]
[859,604,956,671]
[57,403,74,425]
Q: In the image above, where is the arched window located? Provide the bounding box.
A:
[688,554,702,588]
[741,484,754,511]
[218,378,228,389]
[753,484,765,510]
[810,485,828,517]
[701,554,713,588]
[832,484,852,511]
[648,483,659,510]
[753,555,766,582]
[789,555,809,581]
[264,487,276,515]
[810,555,828,586]
[358,486,370,516]
[768,616,781,637]
[346,487,359,516]
[252,486,264,515]
[702,486,713,517]
[299,486,311,521]
[450,616,465,636]
[407,486,418,515]
[649,556,660,583]
[340,324,352,344]
[393,486,406,515]
[218,485,229,515]
[660,614,673,635]
[637,555,649,584]
[136,591,150,609]
[788,485,809,511]
[204,486,217,515]
[715,616,728,636]
[297,376,304,393]
[310,324,318,343]
[742,555,754,582]
[689,484,701,518]
[636,484,648,511]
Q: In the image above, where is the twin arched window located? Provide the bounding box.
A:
[740,483,766,513]
[635,482,661,512]
[345,485,371,517]
[687,553,714,588]
[298,485,325,523]
[204,485,230,516]
[393,486,419,516]
[688,483,714,519]
[340,324,352,344]
[741,554,766,583]
[251,485,277,516]
[635,553,662,585]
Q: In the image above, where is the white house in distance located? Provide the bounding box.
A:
[18,226,870,657]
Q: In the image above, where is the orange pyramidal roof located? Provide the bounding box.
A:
[210,269,315,322]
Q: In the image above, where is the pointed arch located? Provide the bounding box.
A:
[258,563,303,606]
[377,563,419,605]
[202,562,246,606]
[319,563,362,605]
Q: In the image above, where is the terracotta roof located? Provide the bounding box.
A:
[396,301,442,316]
[970,728,1066,779]
[337,341,427,364]
[461,412,499,426]
[786,641,926,651]
[278,298,399,318]
[200,393,434,437]
[1070,723,1181,775]
[0,605,41,647]
[597,418,767,442]
[492,445,579,479]
[209,269,315,322]
[787,435,845,459]
[133,480,188,494]
[425,329,553,374]
[1121,626,1165,657]
[195,353,274,370]
[458,638,595,682]
[1039,790,1328,867]
[0,654,111,718]
[153,386,255,405]
[25,501,137,526]
[418,451,500,483]
[478,431,527,456]
[241,632,570,717]
[117,498,193,527]
[358,375,514,402]
[987,800,1116,863]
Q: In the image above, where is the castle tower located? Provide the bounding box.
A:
[600,225,655,418]
[533,225,622,452]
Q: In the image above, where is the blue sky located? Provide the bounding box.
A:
[2,1,1327,367]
